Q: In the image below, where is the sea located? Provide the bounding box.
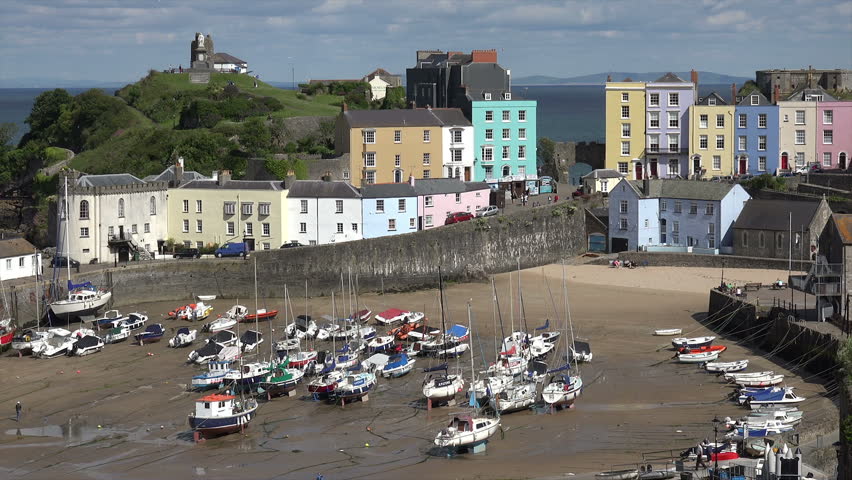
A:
[0,84,731,146]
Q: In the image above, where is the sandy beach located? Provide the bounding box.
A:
[0,265,835,480]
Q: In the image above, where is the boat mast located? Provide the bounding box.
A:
[508,271,514,336]
[254,255,260,359]
[467,301,476,405]
[437,266,447,360]
[63,176,71,299]
[35,249,40,331]
[562,260,577,371]
[517,257,529,335]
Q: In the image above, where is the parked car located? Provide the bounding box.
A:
[214,242,248,258]
[280,241,304,249]
[571,188,585,198]
[52,256,80,268]
[445,211,475,225]
[475,205,499,217]
[173,248,200,259]
[795,163,822,174]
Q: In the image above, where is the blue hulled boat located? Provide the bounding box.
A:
[331,372,377,403]
[187,394,258,438]
[135,324,165,344]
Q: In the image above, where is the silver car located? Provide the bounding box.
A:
[476,205,499,217]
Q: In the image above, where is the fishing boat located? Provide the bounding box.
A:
[92,310,127,330]
[569,340,593,362]
[731,374,785,387]
[187,393,258,439]
[239,330,263,352]
[367,335,395,353]
[671,336,715,349]
[676,350,719,363]
[123,312,148,330]
[677,344,727,355]
[11,328,49,354]
[135,324,165,344]
[69,334,105,356]
[168,327,197,348]
[705,360,748,373]
[423,366,465,404]
[653,328,682,336]
[381,352,416,378]
[191,360,232,389]
[330,372,377,403]
[32,328,73,358]
[434,414,501,449]
[542,373,584,406]
[259,362,305,397]
[308,369,346,399]
[188,341,225,364]
[596,469,639,480]
[738,387,806,406]
[242,309,278,322]
[224,362,272,389]
[374,308,423,326]
[490,382,536,413]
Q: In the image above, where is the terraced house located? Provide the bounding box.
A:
[689,92,735,177]
[470,96,537,183]
[734,91,779,174]
[645,72,695,179]
[604,79,646,179]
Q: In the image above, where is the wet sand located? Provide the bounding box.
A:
[0,265,835,479]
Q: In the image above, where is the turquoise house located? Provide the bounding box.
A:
[470,98,537,183]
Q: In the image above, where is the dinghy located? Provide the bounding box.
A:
[738,387,806,406]
[725,370,775,380]
[350,309,372,323]
[569,340,593,362]
[69,334,105,356]
[135,324,165,345]
[678,344,726,355]
[434,414,501,449]
[197,295,216,302]
[168,327,197,348]
[653,328,682,336]
[732,374,784,387]
[676,350,719,363]
[92,310,127,330]
[242,309,278,322]
[123,312,148,330]
[596,470,639,480]
[187,393,258,439]
[671,336,715,349]
[705,360,748,373]
[436,342,469,359]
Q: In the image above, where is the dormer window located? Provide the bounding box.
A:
[750,95,759,105]
[708,97,716,106]
[483,92,491,100]
[503,92,511,100]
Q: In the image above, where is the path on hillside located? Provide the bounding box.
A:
[39,148,74,177]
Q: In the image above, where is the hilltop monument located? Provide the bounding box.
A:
[190,32,215,70]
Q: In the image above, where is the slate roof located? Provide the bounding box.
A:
[412,178,469,195]
[786,87,837,101]
[212,52,247,65]
[627,179,736,201]
[832,214,852,245]
[653,72,687,83]
[360,183,417,198]
[464,181,490,192]
[342,108,470,128]
[583,169,624,180]
[287,180,360,198]
[76,174,145,187]
[733,199,821,232]
[696,92,728,106]
[178,179,285,191]
[737,91,772,106]
[143,165,208,183]
[0,237,37,259]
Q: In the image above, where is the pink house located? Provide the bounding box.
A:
[817,101,852,170]
[411,177,490,230]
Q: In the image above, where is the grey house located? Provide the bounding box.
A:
[406,49,509,111]
[732,198,832,260]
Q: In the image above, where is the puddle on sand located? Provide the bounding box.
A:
[5,420,136,446]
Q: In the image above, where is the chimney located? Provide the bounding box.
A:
[773,84,780,104]
[470,49,497,63]
[218,170,231,186]
[642,177,650,196]
[731,83,737,104]
[212,170,219,182]
[606,74,612,83]
[342,102,348,112]
[690,69,698,87]
[408,175,416,187]
[285,170,296,187]
[174,158,184,186]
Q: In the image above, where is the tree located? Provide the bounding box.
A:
[380,87,407,109]
[0,123,17,150]
[239,117,271,155]
[538,137,558,178]
[24,89,72,145]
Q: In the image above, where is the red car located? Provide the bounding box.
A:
[445,211,474,225]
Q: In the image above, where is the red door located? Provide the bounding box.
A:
[635,163,643,180]
[739,158,747,175]
[781,152,789,170]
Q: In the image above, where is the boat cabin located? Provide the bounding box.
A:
[195,394,236,417]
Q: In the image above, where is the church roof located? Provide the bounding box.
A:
[212,52,247,65]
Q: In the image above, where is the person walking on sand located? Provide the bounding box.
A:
[15,401,21,422]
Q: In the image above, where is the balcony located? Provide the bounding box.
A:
[644,148,688,156]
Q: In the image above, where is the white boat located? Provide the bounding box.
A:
[472,374,514,400]
[11,329,50,353]
[367,335,395,353]
[732,374,784,387]
[189,341,224,364]
[423,371,465,403]
[285,315,318,340]
[168,327,198,348]
[32,328,76,358]
[188,394,258,439]
[374,309,424,326]
[197,295,216,302]
[738,386,806,406]
[676,350,719,363]
[530,339,556,359]
[381,353,416,378]
[542,374,583,406]
[223,362,271,388]
[486,355,527,376]
[529,331,560,344]
[206,329,240,348]
[204,316,237,333]
[705,360,749,373]
[434,414,501,448]
[123,312,148,330]
[218,345,240,362]
[178,302,213,322]
[595,470,639,480]
[728,419,794,436]
[276,338,301,352]
[91,309,127,330]
[239,329,263,352]
[725,371,775,380]
[49,288,112,320]
[569,340,593,363]
[654,328,683,336]
[69,334,105,356]
[742,410,803,426]
[436,342,469,359]
[191,360,232,389]
[671,336,715,349]
[489,382,536,413]
[104,325,131,344]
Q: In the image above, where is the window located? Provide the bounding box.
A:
[716,114,724,128]
[758,231,765,248]
[621,92,629,102]
[484,165,494,179]
[668,111,679,128]
[503,145,511,159]
[755,136,766,151]
[669,159,679,176]
[622,124,631,138]
[224,202,236,215]
[619,200,628,214]
[79,200,89,220]
[713,155,721,170]
[300,200,308,214]
[795,152,805,166]
[649,135,660,152]
[485,110,493,122]
[621,105,629,119]
[80,227,89,238]
[738,136,747,151]
[644,219,649,227]
[621,141,630,155]
[4,259,9,270]
[708,97,716,106]
[661,200,667,211]
[750,95,759,106]
[131,224,137,234]
[738,114,747,128]
[795,130,805,145]
[423,130,431,142]
[649,112,660,128]
[261,242,270,250]
[672,221,679,232]
[425,215,433,227]
[823,110,833,125]
[398,199,405,212]
[226,221,235,235]
[485,129,493,141]
[795,110,805,124]
[336,223,343,234]
[699,135,708,150]
[758,156,767,171]
[365,171,376,184]
[196,200,202,213]
[689,203,698,215]
[741,231,748,247]
[502,110,510,122]
[668,134,679,152]
[649,93,659,106]
[241,202,253,215]
[394,130,401,143]
[668,93,679,106]
[822,152,832,166]
[299,222,307,234]
[674,201,682,213]
[502,165,511,176]
[453,130,462,143]
[196,220,203,233]
[262,223,270,236]
[708,224,716,248]
[618,162,628,174]
[342,169,350,181]
[388,219,396,231]
[108,226,114,236]
[619,218,628,230]
[705,204,715,215]
[518,145,526,159]
[363,129,375,144]
[409,218,416,229]
[502,128,510,140]
[184,241,191,248]
[699,114,708,129]
[182,199,189,213]
[715,135,724,150]
[245,222,253,236]
[484,92,491,100]
[364,152,376,167]
[335,200,343,214]
[518,128,526,140]
[601,180,609,193]
[425,196,433,207]
[144,223,150,233]
[482,146,493,162]
[150,196,156,215]
[423,153,431,165]
[423,170,431,181]
[182,219,189,233]
[376,200,384,213]
[758,114,767,128]
[117,198,125,218]
[455,193,461,204]
[259,203,270,216]
[824,130,833,144]
[518,110,526,121]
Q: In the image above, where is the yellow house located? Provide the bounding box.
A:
[167,170,288,252]
[334,108,471,187]
[689,93,735,177]
[605,80,646,179]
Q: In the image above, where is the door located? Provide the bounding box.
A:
[840,153,847,170]
[739,157,747,175]
[244,238,255,251]
[611,237,629,253]
[693,157,701,177]
[464,167,471,181]
[634,163,643,180]
[589,234,606,253]
[660,219,667,244]
[394,170,402,183]
[781,152,789,170]
[118,225,124,240]
[649,160,658,178]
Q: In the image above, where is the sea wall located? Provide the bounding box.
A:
[615,251,812,272]
[6,202,585,321]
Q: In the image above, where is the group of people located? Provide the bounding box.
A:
[510,190,559,208]
[610,259,637,269]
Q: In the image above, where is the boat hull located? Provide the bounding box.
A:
[434,421,500,448]
[50,292,112,319]
[188,410,255,438]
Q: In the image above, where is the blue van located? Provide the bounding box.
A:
[214,242,248,258]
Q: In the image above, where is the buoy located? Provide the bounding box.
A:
[366,427,372,431]
[76,370,81,374]
[160,425,164,429]
[365,443,369,447]
[60,371,64,374]
[98,425,102,429]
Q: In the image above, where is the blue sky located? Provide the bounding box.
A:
[1,0,850,85]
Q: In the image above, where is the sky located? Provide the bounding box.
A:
[0,0,850,86]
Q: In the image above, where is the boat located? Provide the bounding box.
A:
[104,325,131,344]
[738,387,806,406]
[423,367,465,404]
[11,328,49,354]
[177,302,214,322]
[677,344,727,355]
[168,327,198,348]
[32,328,73,358]
[569,340,593,362]
[595,470,639,480]
[374,308,423,326]
[705,360,749,373]
[191,360,232,389]
[221,305,248,321]
[223,362,271,389]
[725,371,775,380]
[206,329,240,348]
[0,318,13,348]
[653,328,682,336]
[135,324,165,344]
[259,362,305,397]
[69,334,105,356]
[330,372,377,403]
[490,382,537,413]
[92,310,127,330]
[732,374,785,387]
[406,325,440,341]
[389,320,423,340]
[436,342,469,359]
[529,331,560,344]
[203,316,237,334]
[486,353,527,377]
[284,314,318,340]
[350,309,372,323]
[362,352,390,372]
[542,373,584,406]
[239,329,264,352]
[276,338,300,354]
[187,393,258,439]
[307,370,346,399]
[748,409,803,422]
[472,374,514,401]
[287,349,318,369]
[242,309,278,322]
[49,281,112,320]
[123,312,148,330]
[639,471,674,480]
[434,414,501,449]
[218,345,240,362]
[189,341,225,363]
[197,295,216,302]
[524,360,550,383]
[381,352,416,378]
[676,350,720,363]
[728,418,796,434]
[671,336,715,349]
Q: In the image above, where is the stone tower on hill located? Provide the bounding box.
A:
[190,32,215,70]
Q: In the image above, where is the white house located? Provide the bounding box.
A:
[287,180,362,245]
[212,52,248,74]
[582,169,625,196]
[0,237,41,281]
[59,172,169,264]
[440,112,474,181]
[367,76,390,101]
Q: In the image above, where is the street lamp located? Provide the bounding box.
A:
[712,416,720,479]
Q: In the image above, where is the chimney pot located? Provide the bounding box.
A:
[409,175,415,187]
[606,74,612,82]
[218,170,231,185]
[690,69,698,86]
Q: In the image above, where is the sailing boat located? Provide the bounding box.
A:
[49,177,111,320]
[223,258,272,391]
[422,268,465,406]
[259,282,305,398]
[473,278,515,402]
[542,261,583,408]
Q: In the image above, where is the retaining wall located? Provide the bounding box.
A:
[617,251,812,271]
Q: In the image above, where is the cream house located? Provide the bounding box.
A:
[0,237,41,281]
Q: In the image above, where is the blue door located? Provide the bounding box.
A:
[589,234,606,252]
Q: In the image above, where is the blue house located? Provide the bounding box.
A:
[470,97,537,184]
[608,178,750,253]
[735,92,779,175]
[361,183,419,238]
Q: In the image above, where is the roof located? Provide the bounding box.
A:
[737,91,773,106]
[212,52,247,65]
[0,237,37,259]
[197,394,235,403]
[464,181,490,192]
[143,165,208,183]
[412,178,481,195]
[653,72,687,83]
[342,108,470,128]
[786,86,837,101]
[287,180,360,198]
[832,214,852,245]
[178,179,285,191]
[360,183,417,198]
[583,169,624,180]
[733,199,822,232]
[626,179,737,201]
[697,92,728,106]
[76,174,145,188]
